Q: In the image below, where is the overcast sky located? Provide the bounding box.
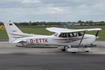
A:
[0,0,105,22]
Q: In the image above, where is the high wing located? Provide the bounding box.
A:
[46,27,102,33]
[46,27,85,33]
[79,28,102,31]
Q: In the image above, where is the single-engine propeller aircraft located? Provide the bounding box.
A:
[3,21,102,53]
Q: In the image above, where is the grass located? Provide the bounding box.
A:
[0,26,105,40]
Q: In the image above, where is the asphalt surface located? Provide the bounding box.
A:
[0,41,105,70]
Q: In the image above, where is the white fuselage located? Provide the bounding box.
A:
[25,34,96,46]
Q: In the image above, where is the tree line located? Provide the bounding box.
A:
[78,20,105,26]
[0,20,105,26]
[15,21,60,26]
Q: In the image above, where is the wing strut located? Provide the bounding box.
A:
[95,30,99,37]
[78,31,86,46]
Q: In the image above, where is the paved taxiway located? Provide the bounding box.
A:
[0,40,105,55]
[0,40,105,70]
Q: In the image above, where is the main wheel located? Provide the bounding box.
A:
[85,51,89,52]
[71,52,77,54]
[61,46,66,51]
[61,49,66,51]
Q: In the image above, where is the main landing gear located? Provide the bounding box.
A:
[58,45,78,53]
[58,46,66,51]
[58,45,91,53]
[67,46,78,53]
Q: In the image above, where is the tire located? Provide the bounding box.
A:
[61,49,66,51]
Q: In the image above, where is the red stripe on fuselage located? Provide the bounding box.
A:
[10,33,27,36]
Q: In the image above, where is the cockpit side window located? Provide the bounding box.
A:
[59,33,77,37]
[72,33,77,37]
[68,33,73,37]
[59,32,84,37]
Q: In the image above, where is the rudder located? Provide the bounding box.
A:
[3,21,23,43]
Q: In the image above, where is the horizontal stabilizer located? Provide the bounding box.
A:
[12,38,26,43]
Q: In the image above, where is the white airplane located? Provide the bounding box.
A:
[3,21,102,53]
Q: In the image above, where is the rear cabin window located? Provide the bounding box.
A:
[59,33,67,37]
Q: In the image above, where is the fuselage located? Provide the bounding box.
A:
[25,34,96,46]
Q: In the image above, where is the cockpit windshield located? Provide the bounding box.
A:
[78,32,83,36]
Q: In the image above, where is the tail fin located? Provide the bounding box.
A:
[3,21,23,43]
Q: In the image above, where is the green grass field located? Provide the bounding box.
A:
[0,26,105,40]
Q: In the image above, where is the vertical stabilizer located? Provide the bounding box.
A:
[3,21,23,43]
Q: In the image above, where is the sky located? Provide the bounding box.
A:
[0,0,105,22]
